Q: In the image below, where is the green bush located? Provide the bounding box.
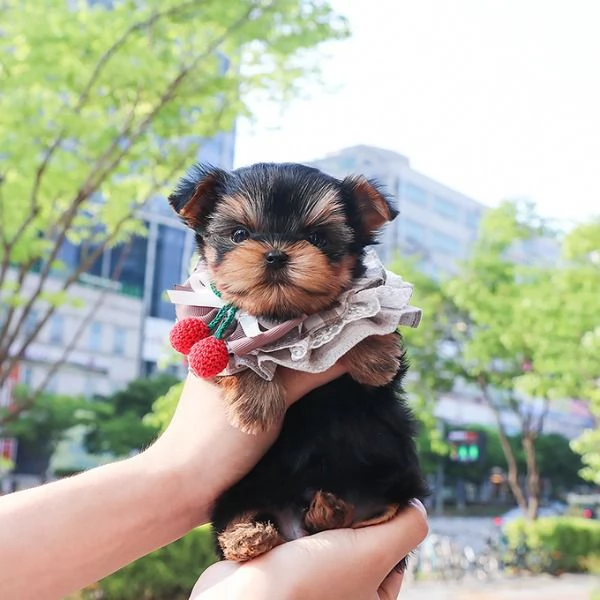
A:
[83,525,218,600]
[504,516,600,574]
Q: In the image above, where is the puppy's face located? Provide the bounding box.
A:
[169,163,397,320]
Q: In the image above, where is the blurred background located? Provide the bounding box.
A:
[0,1,598,598]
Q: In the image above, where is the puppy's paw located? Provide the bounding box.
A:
[345,333,403,387]
[218,515,285,562]
[352,503,400,528]
[218,370,286,434]
[303,490,354,534]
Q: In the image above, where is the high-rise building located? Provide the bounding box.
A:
[4,130,235,408]
[308,145,485,278]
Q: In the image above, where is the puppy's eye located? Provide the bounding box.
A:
[307,232,327,248]
[231,228,250,243]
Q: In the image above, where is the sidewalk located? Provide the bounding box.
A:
[400,574,597,600]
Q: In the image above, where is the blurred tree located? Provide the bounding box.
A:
[144,380,184,434]
[1,390,89,478]
[84,373,179,457]
[446,202,600,518]
[556,219,600,485]
[443,426,583,495]
[445,201,555,519]
[0,0,348,422]
[386,256,457,474]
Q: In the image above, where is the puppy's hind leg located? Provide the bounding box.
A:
[218,512,285,562]
[303,491,355,534]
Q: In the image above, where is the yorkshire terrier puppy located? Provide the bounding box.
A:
[168,162,428,565]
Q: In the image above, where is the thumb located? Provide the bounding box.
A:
[273,499,428,588]
[349,500,428,577]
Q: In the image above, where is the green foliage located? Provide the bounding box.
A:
[0,0,348,396]
[388,256,456,469]
[443,425,584,491]
[443,201,600,515]
[84,373,179,456]
[0,457,14,475]
[1,0,348,257]
[504,517,600,574]
[144,381,184,434]
[0,389,90,475]
[84,526,217,600]
[2,389,89,452]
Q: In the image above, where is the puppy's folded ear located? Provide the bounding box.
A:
[343,175,398,236]
[168,163,228,229]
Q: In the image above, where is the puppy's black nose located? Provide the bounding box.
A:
[264,249,289,269]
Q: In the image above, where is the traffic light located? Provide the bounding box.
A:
[447,430,484,463]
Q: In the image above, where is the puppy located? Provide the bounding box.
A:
[168,162,428,565]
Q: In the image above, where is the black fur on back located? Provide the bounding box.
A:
[211,353,429,556]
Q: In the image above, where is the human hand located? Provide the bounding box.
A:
[189,500,428,600]
[143,365,346,527]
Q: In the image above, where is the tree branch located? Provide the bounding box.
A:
[0,241,133,426]
[0,151,193,389]
[478,376,528,512]
[25,0,208,218]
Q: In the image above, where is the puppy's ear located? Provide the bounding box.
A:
[168,163,228,229]
[343,175,398,236]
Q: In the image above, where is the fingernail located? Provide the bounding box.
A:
[409,498,427,515]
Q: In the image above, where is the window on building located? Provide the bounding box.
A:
[433,196,459,220]
[49,313,64,344]
[113,327,126,356]
[403,182,428,204]
[45,373,59,394]
[465,210,481,230]
[110,235,148,298]
[21,366,33,388]
[421,261,441,280]
[150,225,185,320]
[403,218,427,241]
[23,310,39,338]
[89,321,103,352]
[432,231,461,256]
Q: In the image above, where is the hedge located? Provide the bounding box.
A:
[82,525,218,600]
[504,516,600,575]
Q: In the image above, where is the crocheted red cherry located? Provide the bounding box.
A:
[169,318,210,355]
[188,336,230,378]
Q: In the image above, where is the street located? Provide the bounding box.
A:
[400,574,597,600]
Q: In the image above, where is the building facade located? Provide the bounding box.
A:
[308,145,485,278]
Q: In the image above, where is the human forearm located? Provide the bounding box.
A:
[0,367,346,599]
[0,454,193,600]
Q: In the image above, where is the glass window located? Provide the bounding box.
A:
[432,231,461,256]
[111,235,148,298]
[403,218,427,241]
[150,225,185,320]
[465,210,481,229]
[89,321,103,352]
[57,241,81,272]
[21,366,33,388]
[433,196,459,220]
[23,310,39,338]
[49,314,64,344]
[403,182,428,204]
[113,327,126,355]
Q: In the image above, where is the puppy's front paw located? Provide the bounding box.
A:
[218,370,286,434]
[345,332,404,387]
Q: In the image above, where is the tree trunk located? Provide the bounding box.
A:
[478,378,529,513]
[522,431,541,520]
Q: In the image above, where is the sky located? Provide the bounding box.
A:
[234,0,600,224]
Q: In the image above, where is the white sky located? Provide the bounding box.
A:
[235,0,600,223]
